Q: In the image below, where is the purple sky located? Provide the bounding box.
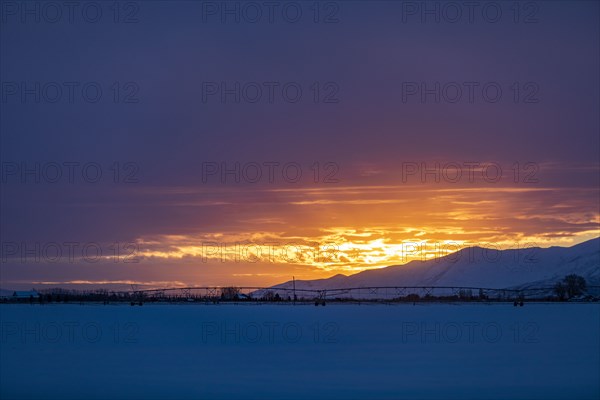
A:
[1,1,599,290]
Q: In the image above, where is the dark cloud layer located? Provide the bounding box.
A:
[1,1,598,289]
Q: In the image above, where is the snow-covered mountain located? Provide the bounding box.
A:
[261,238,600,295]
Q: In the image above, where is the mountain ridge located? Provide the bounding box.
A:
[264,237,600,294]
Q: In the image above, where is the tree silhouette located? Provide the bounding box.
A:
[554,274,587,300]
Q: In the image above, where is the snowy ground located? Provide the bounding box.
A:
[1,303,598,400]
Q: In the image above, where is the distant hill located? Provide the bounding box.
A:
[258,237,600,297]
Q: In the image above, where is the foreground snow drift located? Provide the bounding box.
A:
[1,303,598,399]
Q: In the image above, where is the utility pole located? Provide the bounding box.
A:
[293,276,296,305]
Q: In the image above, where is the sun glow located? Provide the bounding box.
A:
[88,181,600,280]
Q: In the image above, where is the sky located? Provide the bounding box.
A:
[1,0,599,290]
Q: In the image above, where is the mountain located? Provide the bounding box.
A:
[259,237,600,297]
